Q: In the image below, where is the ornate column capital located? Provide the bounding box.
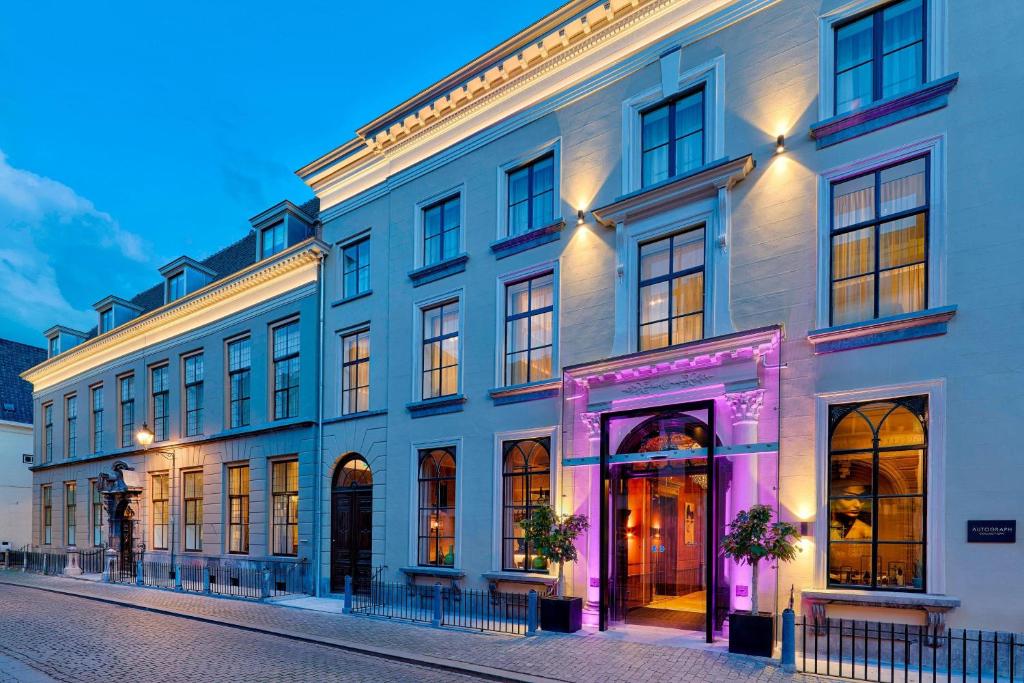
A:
[581,412,602,441]
[725,388,765,425]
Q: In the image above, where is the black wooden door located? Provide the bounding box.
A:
[120,519,135,579]
[330,487,372,593]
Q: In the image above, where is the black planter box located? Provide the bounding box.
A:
[540,596,583,633]
[728,612,774,657]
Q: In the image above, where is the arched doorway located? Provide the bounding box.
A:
[330,454,373,593]
[114,499,137,580]
[605,405,723,639]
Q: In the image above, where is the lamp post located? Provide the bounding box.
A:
[136,423,176,570]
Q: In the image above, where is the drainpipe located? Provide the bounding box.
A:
[313,248,326,597]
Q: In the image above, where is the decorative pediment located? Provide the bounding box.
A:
[592,155,754,227]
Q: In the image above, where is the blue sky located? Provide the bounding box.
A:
[0,0,557,346]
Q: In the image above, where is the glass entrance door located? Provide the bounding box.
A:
[609,457,708,632]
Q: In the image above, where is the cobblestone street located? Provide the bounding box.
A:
[0,583,486,683]
[0,572,812,682]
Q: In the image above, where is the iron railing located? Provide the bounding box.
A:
[107,556,309,600]
[797,617,1024,682]
[352,577,534,635]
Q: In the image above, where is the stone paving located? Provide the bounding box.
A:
[0,582,484,683]
[0,571,814,682]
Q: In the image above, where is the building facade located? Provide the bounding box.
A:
[0,339,47,550]
[24,201,324,584]
[25,0,1024,641]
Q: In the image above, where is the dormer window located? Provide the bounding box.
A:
[261,223,287,259]
[167,272,186,302]
[99,308,114,334]
[44,325,88,358]
[48,337,58,358]
[158,257,215,304]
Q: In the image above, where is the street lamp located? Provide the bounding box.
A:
[136,423,176,571]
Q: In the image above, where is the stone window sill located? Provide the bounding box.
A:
[489,220,564,259]
[401,566,465,584]
[487,379,560,405]
[807,305,956,354]
[810,74,959,149]
[802,588,959,608]
[482,571,556,584]
[323,409,387,425]
[407,254,468,287]
[331,290,372,307]
[406,394,466,418]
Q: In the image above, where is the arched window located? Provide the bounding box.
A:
[502,438,551,571]
[828,395,927,591]
[334,454,372,489]
[417,448,456,566]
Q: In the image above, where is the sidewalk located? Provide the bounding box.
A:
[0,570,811,683]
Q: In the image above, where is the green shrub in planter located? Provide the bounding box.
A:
[520,505,589,633]
[720,504,799,657]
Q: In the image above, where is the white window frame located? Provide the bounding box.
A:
[815,134,946,329]
[495,138,562,240]
[412,288,465,401]
[493,260,560,389]
[408,436,463,569]
[338,323,371,416]
[817,0,949,121]
[413,184,467,269]
[621,54,724,195]
[490,426,559,573]
[814,379,946,594]
[337,228,372,298]
[613,195,728,355]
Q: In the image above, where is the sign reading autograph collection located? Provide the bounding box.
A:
[966,520,1016,543]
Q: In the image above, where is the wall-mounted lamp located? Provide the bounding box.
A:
[775,134,786,154]
[577,209,585,225]
[799,520,814,537]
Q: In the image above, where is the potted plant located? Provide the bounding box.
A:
[720,504,800,657]
[520,505,589,633]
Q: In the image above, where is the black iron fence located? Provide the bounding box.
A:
[4,549,68,575]
[797,617,1024,682]
[107,556,309,600]
[351,577,535,636]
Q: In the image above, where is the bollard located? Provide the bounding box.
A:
[343,575,353,614]
[202,565,211,593]
[136,559,144,586]
[431,582,442,627]
[781,607,796,673]
[526,589,539,636]
[42,553,48,574]
[22,553,27,572]
[3,550,8,569]
[175,564,183,591]
[103,556,113,582]
[261,568,271,599]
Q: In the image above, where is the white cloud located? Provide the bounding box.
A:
[0,150,153,342]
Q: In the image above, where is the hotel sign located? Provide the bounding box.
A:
[967,520,1016,543]
[586,362,757,407]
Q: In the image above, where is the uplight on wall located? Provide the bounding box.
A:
[775,134,786,154]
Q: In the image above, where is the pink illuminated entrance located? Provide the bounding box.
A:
[561,326,783,644]
[601,402,722,642]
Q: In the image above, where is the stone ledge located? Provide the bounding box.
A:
[810,74,959,149]
[807,305,957,354]
[489,220,564,259]
[801,589,960,610]
[330,290,373,307]
[407,254,469,287]
[406,394,466,418]
[488,380,560,405]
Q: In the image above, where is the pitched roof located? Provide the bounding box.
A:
[84,197,321,339]
[0,338,47,423]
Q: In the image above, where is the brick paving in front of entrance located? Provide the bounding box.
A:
[0,571,812,682]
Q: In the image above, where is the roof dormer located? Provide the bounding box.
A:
[92,295,144,334]
[158,256,217,304]
[250,200,316,261]
[43,325,88,359]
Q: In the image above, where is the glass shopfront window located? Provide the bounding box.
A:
[828,396,927,591]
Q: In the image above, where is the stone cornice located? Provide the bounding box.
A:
[23,239,328,390]
[299,0,765,202]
